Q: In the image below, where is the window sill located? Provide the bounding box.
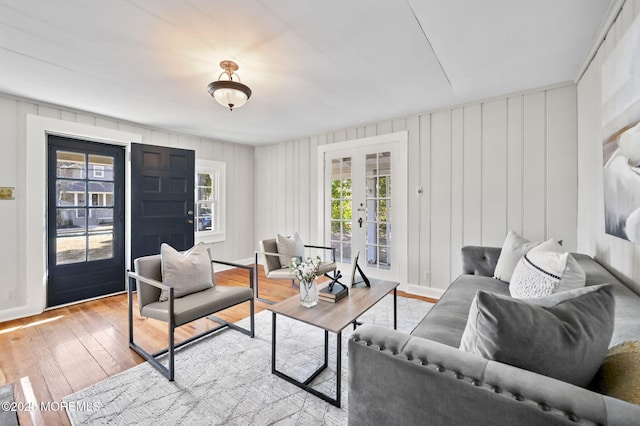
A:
[195,232,226,244]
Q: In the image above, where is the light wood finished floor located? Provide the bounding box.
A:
[0,266,435,425]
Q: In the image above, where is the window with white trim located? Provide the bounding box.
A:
[195,160,226,243]
[92,165,104,178]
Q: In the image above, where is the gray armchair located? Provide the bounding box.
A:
[254,237,341,303]
[127,254,254,381]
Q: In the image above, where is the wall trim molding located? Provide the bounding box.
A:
[575,0,627,83]
[406,283,444,300]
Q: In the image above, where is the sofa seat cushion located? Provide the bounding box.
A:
[410,275,510,347]
[573,253,640,347]
[141,285,253,327]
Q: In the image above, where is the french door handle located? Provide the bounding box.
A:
[358,217,363,228]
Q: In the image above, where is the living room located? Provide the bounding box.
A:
[1,0,639,424]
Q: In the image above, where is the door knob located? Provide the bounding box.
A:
[358,217,363,228]
[187,219,194,224]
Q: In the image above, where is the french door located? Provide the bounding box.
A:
[321,133,407,282]
[47,136,125,307]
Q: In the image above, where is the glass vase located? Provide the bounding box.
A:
[299,279,318,308]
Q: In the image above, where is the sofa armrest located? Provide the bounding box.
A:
[349,324,639,426]
[461,246,501,277]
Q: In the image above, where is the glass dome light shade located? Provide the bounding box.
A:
[208,80,251,111]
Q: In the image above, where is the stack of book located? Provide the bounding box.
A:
[319,284,348,303]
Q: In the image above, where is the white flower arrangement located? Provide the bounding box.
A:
[290,256,322,284]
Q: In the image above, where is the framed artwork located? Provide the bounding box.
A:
[602,14,640,243]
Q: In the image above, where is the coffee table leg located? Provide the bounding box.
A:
[393,287,397,330]
[271,318,341,407]
[336,331,342,405]
[271,312,277,374]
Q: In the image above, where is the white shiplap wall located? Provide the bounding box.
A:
[0,94,255,316]
[255,84,578,295]
[576,0,640,294]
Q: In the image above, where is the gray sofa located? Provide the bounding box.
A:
[348,246,640,425]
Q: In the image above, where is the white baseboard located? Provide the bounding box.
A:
[405,283,445,300]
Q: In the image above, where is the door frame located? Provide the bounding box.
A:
[14,115,141,321]
[317,131,408,289]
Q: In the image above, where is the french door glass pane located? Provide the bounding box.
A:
[57,235,86,264]
[55,150,116,265]
[57,151,85,178]
[56,182,86,206]
[57,208,85,234]
[365,151,391,270]
[89,208,113,230]
[88,154,113,181]
[330,157,353,263]
[88,234,113,261]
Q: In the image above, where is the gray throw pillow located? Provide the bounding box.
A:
[459,284,615,387]
[159,242,215,302]
[276,232,305,268]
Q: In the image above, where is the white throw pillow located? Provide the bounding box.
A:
[493,231,541,282]
[510,245,568,298]
[159,242,215,302]
[510,239,586,298]
[276,232,305,268]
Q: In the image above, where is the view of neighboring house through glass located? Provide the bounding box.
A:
[56,151,115,264]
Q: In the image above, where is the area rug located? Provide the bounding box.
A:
[0,384,19,426]
[64,295,433,425]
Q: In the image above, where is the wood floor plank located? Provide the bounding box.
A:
[0,264,436,425]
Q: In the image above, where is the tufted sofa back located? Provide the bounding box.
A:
[461,246,501,277]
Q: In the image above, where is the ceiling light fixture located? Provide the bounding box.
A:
[207,60,252,111]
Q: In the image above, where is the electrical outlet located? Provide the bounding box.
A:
[7,289,15,301]
[423,272,430,283]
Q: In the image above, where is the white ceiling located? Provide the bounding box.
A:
[0,0,612,145]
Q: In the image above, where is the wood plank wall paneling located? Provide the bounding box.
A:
[576,0,640,293]
[463,104,483,246]
[481,100,508,247]
[255,84,579,292]
[507,96,525,235]
[431,110,453,288]
[523,91,547,243]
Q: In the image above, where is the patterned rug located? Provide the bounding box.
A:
[64,295,433,425]
[0,384,19,426]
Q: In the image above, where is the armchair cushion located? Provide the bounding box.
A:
[159,242,215,302]
[275,232,304,268]
[142,285,253,326]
